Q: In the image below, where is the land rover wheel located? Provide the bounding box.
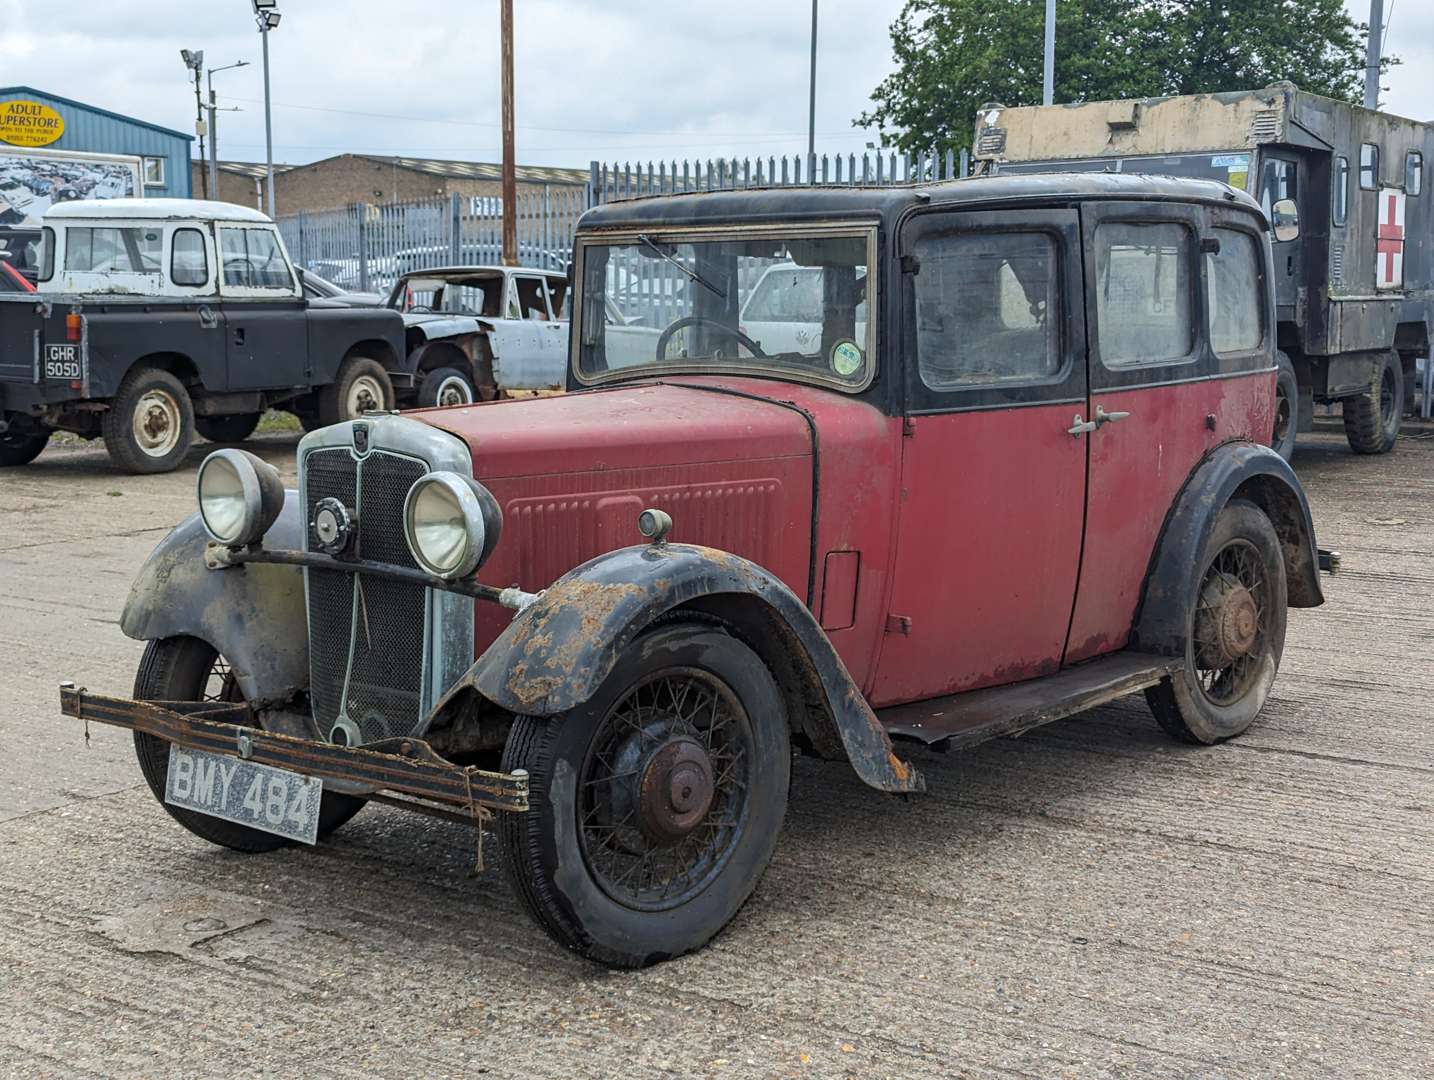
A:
[102,367,194,474]
[318,356,393,426]
[0,424,49,466]
[195,412,261,443]
[1146,500,1288,744]
[1343,350,1403,454]
[1271,351,1298,461]
[499,622,790,968]
[133,636,365,851]
[417,366,477,408]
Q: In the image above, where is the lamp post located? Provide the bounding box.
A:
[180,49,207,196]
[252,0,281,219]
[207,60,249,201]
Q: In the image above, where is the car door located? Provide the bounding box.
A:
[506,272,567,387]
[217,224,309,391]
[870,209,1089,707]
[1063,201,1274,663]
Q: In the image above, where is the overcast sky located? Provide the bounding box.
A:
[0,0,1426,170]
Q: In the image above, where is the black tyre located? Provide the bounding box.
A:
[102,367,194,474]
[133,636,365,852]
[417,366,477,408]
[318,356,393,426]
[500,622,791,968]
[195,412,261,443]
[1343,350,1403,454]
[1146,500,1288,744]
[1271,351,1298,461]
[0,426,49,467]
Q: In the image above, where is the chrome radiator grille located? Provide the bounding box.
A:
[304,445,429,745]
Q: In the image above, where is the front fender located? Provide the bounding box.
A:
[1133,441,1323,657]
[119,493,308,704]
[440,543,923,794]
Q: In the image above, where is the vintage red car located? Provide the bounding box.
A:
[62,173,1327,967]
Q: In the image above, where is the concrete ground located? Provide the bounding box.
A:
[0,424,1430,1079]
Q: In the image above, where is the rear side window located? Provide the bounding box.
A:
[1333,156,1350,226]
[219,227,293,289]
[913,231,1060,389]
[39,226,54,282]
[63,226,162,273]
[1205,229,1263,355]
[170,228,209,287]
[1360,143,1379,189]
[1094,222,1194,366]
[1407,151,1424,196]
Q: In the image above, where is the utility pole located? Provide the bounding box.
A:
[207,61,249,204]
[500,0,517,266]
[1042,0,1055,106]
[1363,0,1384,110]
[808,0,818,176]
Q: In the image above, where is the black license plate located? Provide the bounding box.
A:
[44,344,81,380]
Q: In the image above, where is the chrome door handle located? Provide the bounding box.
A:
[1095,405,1130,426]
[1067,414,1097,436]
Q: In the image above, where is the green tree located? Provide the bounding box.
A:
[859,0,1394,155]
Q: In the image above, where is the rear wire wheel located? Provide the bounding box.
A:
[499,622,790,967]
[1146,500,1288,744]
[133,636,365,851]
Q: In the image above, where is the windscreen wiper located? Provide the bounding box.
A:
[637,234,726,300]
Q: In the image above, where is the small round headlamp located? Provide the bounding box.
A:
[196,448,284,547]
[402,471,502,579]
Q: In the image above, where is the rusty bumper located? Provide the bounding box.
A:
[57,685,528,814]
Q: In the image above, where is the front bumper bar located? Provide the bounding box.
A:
[58,684,528,814]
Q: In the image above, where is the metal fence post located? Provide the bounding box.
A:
[356,203,370,294]
[450,192,462,264]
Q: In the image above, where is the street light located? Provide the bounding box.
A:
[206,60,249,200]
[181,49,207,196]
[251,0,281,219]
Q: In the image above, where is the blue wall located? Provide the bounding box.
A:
[0,86,192,198]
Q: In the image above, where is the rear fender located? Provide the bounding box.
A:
[1133,442,1323,657]
[119,493,308,704]
[436,543,924,794]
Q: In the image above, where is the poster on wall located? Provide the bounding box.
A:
[0,146,143,227]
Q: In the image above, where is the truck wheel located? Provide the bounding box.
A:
[1146,500,1288,745]
[133,636,365,852]
[318,356,393,426]
[195,412,261,443]
[1271,351,1298,461]
[499,622,790,967]
[1343,350,1403,454]
[102,367,194,474]
[0,427,49,467]
[417,366,477,408]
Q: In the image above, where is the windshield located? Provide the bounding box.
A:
[1000,151,1252,191]
[575,227,875,390]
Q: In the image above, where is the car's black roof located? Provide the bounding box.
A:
[578,172,1264,232]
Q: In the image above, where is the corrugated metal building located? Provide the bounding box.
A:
[0,86,192,198]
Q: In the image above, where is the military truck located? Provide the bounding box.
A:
[973,83,1432,457]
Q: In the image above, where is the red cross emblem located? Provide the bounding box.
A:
[1376,188,1405,289]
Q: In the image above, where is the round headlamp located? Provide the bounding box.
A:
[402,471,502,579]
[196,448,284,547]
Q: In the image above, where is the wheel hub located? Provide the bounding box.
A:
[1195,573,1259,668]
[635,736,714,846]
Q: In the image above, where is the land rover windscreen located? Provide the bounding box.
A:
[572,225,877,391]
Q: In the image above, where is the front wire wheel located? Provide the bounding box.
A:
[1146,500,1288,744]
[500,622,790,967]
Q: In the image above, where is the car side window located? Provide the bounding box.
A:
[170,228,209,287]
[1204,228,1262,356]
[219,227,292,290]
[1094,222,1194,367]
[515,276,551,320]
[1333,156,1350,226]
[913,230,1059,389]
[63,226,161,274]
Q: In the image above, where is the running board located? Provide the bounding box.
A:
[878,651,1181,752]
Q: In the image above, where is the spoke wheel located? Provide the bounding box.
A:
[1190,539,1270,707]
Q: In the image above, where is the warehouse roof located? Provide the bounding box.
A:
[0,86,192,141]
[343,154,588,186]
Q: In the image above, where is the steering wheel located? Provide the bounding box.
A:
[225,257,257,283]
[655,316,766,361]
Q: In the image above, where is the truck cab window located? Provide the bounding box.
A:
[1333,156,1350,226]
[63,226,161,274]
[170,228,208,287]
[1258,159,1298,219]
[38,226,54,282]
[1205,229,1263,355]
[913,230,1059,389]
[220,227,292,290]
[1094,222,1194,366]
[1360,143,1379,190]
[1407,151,1424,196]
